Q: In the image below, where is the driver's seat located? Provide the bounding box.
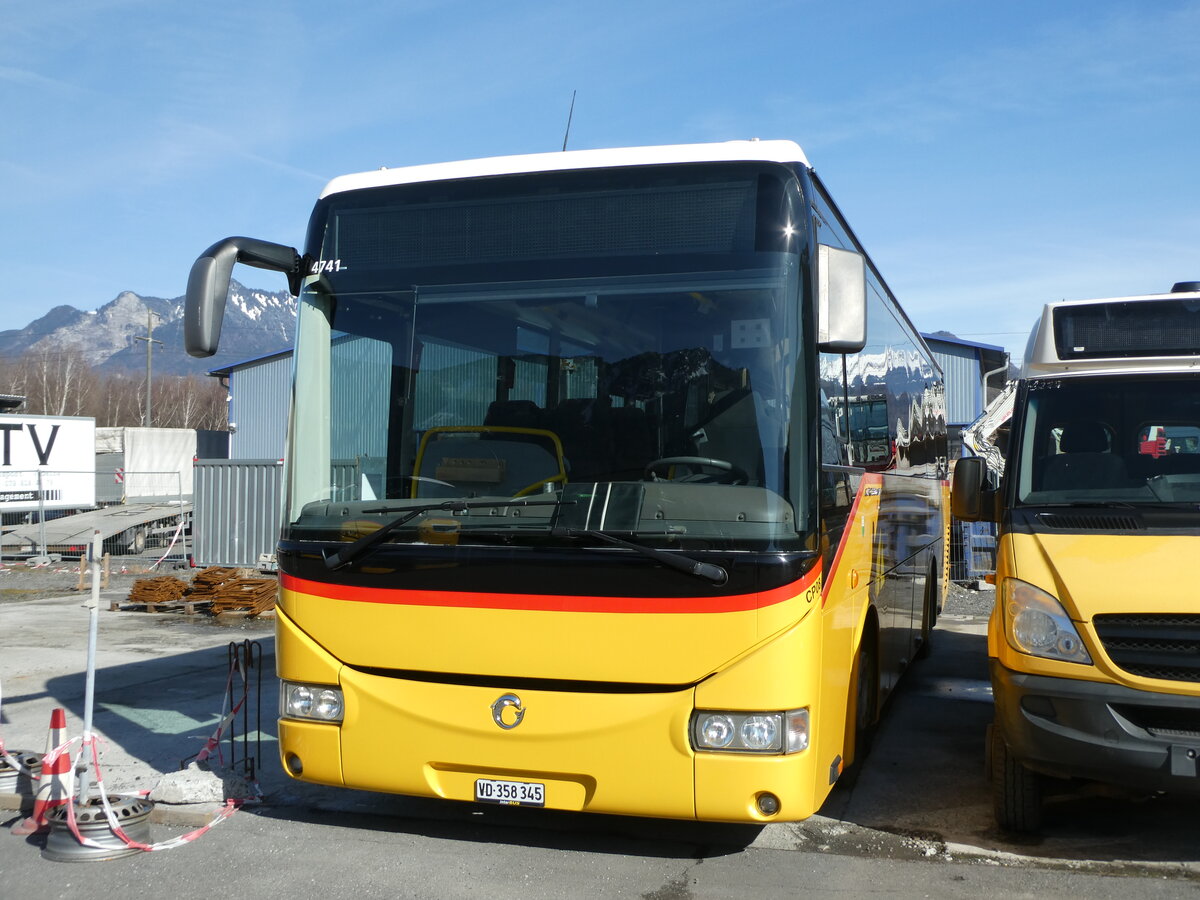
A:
[1041,422,1126,491]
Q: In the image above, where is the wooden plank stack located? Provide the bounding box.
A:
[126,576,188,611]
[208,577,277,618]
[187,567,240,601]
[120,567,277,617]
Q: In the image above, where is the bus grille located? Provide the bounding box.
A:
[1093,614,1200,683]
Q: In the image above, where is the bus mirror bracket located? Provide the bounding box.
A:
[951,456,996,523]
[185,236,304,358]
[816,244,867,354]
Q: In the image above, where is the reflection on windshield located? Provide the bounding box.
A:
[286,273,808,550]
[1016,376,1200,506]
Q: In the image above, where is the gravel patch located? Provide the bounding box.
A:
[944,580,996,618]
[0,557,186,603]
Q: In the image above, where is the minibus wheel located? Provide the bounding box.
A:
[990,722,1043,833]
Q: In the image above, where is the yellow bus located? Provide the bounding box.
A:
[185,141,947,823]
[954,282,1200,832]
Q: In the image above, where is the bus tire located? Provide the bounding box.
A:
[990,721,1042,833]
[850,630,879,768]
[916,560,937,660]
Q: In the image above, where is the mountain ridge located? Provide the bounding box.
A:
[0,281,296,377]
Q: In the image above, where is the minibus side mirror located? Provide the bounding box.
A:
[951,456,996,522]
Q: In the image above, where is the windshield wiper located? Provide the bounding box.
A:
[324,498,565,570]
[551,526,729,586]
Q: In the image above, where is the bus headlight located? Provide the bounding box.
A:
[282,681,345,723]
[691,709,809,754]
[1002,578,1092,664]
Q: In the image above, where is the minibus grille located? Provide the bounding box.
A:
[1036,512,1143,531]
[1110,704,1200,740]
[1093,614,1200,683]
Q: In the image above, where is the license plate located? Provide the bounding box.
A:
[474,778,545,807]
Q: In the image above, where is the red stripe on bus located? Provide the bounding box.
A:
[820,473,883,606]
[280,566,821,615]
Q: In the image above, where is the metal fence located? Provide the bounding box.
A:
[949,518,997,585]
[0,469,189,566]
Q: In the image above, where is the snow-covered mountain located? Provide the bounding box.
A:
[0,281,296,376]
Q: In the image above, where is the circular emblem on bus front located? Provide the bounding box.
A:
[491,693,525,730]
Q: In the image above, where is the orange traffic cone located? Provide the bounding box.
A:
[11,708,73,836]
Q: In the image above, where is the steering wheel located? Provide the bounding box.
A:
[644,456,749,485]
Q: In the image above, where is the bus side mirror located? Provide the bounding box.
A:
[185,237,303,358]
[817,244,867,353]
[951,456,996,522]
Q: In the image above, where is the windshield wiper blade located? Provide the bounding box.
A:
[324,498,565,570]
[551,526,729,586]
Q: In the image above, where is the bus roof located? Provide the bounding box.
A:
[319,140,812,199]
[1022,286,1200,378]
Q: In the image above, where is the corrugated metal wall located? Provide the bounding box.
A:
[331,336,391,458]
[928,342,982,426]
[228,356,291,459]
[193,459,283,568]
[227,338,393,460]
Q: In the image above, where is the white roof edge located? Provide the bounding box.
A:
[319,140,811,199]
[1023,289,1200,378]
[1025,360,1200,378]
[1049,290,1200,307]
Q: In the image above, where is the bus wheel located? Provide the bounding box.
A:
[839,634,879,788]
[916,561,937,660]
[852,635,879,763]
[990,722,1042,833]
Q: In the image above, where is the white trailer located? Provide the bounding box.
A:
[0,500,191,559]
[94,427,197,503]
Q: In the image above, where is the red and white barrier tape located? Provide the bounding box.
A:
[63,735,240,852]
[148,518,187,571]
[0,678,39,777]
[0,654,262,853]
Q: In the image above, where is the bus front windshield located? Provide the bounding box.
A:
[284,164,813,552]
[1015,374,1200,507]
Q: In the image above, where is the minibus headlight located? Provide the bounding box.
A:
[282,681,345,722]
[1002,579,1092,664]
[691,709,809,754]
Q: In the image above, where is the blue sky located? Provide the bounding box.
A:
[4,0,1199,364]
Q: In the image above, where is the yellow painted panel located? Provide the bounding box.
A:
[282,586,784,686]
[695,753,818,822]
[992,531,1200,696]
[278,719,343,787]
[336,669,698,819]
[276,604,343,685]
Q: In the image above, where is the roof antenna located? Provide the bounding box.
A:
[562,90,577,151]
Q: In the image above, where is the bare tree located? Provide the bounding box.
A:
[5,351,227,431]
[20,346,96,417]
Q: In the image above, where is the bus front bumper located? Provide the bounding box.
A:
[991,660,1200,795]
